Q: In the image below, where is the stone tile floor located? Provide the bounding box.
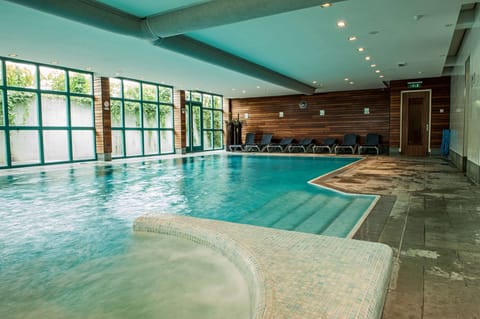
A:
[320,155,480,319]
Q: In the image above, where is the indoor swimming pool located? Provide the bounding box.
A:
[0,154,377,318]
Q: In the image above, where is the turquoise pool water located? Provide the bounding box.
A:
[0,154,376,318]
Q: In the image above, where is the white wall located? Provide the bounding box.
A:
[450,7,480,166]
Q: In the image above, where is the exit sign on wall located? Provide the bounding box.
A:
[407,81,423,89]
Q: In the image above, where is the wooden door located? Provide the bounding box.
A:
[401,91,430,156]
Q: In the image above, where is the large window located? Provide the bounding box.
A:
[110,78,174,158]
[185,91,224,151]
[0,57,95,168]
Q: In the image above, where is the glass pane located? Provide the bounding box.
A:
[158,86,172,103]
[203,131,213,150]
[144,130,159,155]
[0,131,6,166]
[6,61,36,88]
[10,130,40,165]
[72,130,95,160]
[408,98,423,145]
[203,109,212,129]
[192,106,201,147]
[0,93,4,126]
[70,96,93,127]
[143,103,158,128]
[69,71,92,94]
[7,90,37,126]
[41,94,67,126]
[185,91,190,101]
[191,92,201,102]
[160,130,174,153]
[110,78,122,98]
[213,111,223,129]
[110,100,122,127]
[214,131,223,149]
[111,130,124,157]
[142,83,157,101]
[0,61,3,86]
[40,66,66,91]
[159,104,173,128]
[213,96,222,109]
[124,80,140,100]
[203,94,212,108]
[43,130,69,163]
[124,102,141,128]
[125,130,142,156]
[185,104,190,147]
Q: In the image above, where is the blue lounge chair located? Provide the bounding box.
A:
[288,138,314,153]
[334,134,358,154]
[229,132,255,151]
[244,133,273,152]
[313,137,336,153]
[266,137,294,152]
[358,133,381,155]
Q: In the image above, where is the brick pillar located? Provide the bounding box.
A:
[94,77,112,161]
[173,90,186,154]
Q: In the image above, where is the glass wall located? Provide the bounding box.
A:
[185,91,224,151]
[110,78,174,158]
[0,57,95,168]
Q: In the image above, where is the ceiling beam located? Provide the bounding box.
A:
[455,8,476,30]
[5,0,316,94]
[144,0,348,38]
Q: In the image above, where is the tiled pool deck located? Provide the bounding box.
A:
[317,155,480,319]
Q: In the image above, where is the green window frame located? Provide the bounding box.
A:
[110,78,175,158]
[0,57,96,169]
[186,91,224,151]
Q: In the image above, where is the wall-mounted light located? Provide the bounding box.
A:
[279,112,284,118]
[244,113,249,119]
[320,110,325,116]
[364,107,370,115]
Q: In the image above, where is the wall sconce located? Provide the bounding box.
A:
[244,113,249,119]
[364,107,370,115]
[181,107,185,114]
[319,109,325,116]
[279,112,284,118]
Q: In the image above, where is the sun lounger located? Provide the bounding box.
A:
[358,133,381,155]
[229,132,255,151]
[313,137,336,153]
[266,137,294,152]
[334,134,358,154]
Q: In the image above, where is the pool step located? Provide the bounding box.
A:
[271,194,332,230]
[321,197,374,237]
[293,197,351,234]
[239,191,314,226]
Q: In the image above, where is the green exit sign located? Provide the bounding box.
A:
[407,81,423,89]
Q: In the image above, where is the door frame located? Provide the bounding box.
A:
[399,89,432,154]
[185,100,203,153]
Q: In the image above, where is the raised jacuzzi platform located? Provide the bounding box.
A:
[134,214,393,319]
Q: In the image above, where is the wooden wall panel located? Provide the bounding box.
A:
[93,77,111,156]
[390,76,450,149]
[173,90,186,153]
[231,89,390,146]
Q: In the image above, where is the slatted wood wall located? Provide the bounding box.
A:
[389,77,450,149]
[230,89,390,146]
[94,77,112,155]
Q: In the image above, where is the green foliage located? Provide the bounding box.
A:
[6,65,36,125]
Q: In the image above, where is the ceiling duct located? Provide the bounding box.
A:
[5,0,322,94]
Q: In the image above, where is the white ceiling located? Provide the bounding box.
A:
[0,0,472,98]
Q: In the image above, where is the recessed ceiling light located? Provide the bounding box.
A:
[418,71,423,74]
[242,90,247,94]
[357,47,365,52]
[349,81,355,85]
[348,36,357,41]
[115,72,121,76]
[375,70,381,73]
[413,14,424,21]
[232,88,236,91]
[85,67,92,71]
[336,20,346,28]
[51,61,58,65]
[321,3,332,8]
[313,80,317,84]
[365,56,371,61]
[344,77,349,81]
[8,53,18,57]
[379,75,385,78]
[370,64,377,67]
[256,86,261,89]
